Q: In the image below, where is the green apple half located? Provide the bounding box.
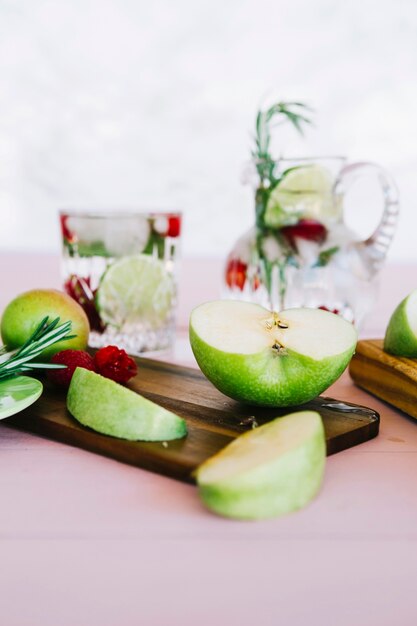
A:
[196,410,325,520]
[1,289,90,360]
[190,300,357,407]
[384,289,417,357]
[67,368,187,441]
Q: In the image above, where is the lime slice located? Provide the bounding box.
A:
[264,165,338,228]
[0,376,43,420]
[96,254,175,329]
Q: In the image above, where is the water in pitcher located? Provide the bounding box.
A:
[224,158,399,328]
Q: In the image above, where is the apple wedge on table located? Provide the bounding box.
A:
[196,410,326,520]
[190,300,357,407]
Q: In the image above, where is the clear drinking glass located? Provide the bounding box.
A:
[59,210,181,354]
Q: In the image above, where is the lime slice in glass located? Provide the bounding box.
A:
[0,376,43,420]
[96,254,176,330]
[264,165,337,228]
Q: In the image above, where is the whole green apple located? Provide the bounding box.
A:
[384,289,417,357]
[196,410,325,520]
[189,300,357,407]
[1,289,90,360]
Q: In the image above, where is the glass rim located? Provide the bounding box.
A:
[59,209,182,219]
[251,155,347,165]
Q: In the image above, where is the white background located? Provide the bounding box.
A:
[0,0,415,261]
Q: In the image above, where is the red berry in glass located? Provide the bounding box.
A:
[60,214,76,244]
[281,219,327,249]
[318,305,340,315]
[167,216,181,238]
[225,259,247,291]
[64,275,104,332]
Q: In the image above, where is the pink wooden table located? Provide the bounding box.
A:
[1,254,417,626]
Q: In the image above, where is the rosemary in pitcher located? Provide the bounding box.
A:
[252,101,313,189]
[251,101,313,304]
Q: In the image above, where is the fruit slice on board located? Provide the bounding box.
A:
[264,164,337,228]
[67,368,187,441]
[189,300,357,407]
[0,376,43,420]
[96,254,175,330]
[196,410,325,520]
[384,289,417,357]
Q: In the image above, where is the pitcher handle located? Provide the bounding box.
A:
[334,162,399,276]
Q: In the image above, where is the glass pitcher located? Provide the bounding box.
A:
[224,157,399,327]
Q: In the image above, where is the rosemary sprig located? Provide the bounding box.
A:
[0,317,75,381]
[252,101,313,186]
[313,246,340,268]
[250,100,314,310]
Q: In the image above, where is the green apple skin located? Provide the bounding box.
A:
[196,411,325,520]
[189,325,355,407]
[67,368,187,441]
[384,292,417,357]
[1,289,90,360]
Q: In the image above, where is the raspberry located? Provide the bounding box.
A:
[225,259,261,292]
[47,350,96,388]
[225,259,247,291]
[281,219,327,249]
[94,345,137,384]
[166,216,181,238]
[318,305,340,315]
[60,214,76,243]
[64,275,104,332]
[152,215,181,238]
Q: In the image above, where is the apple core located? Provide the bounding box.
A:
[190,300,357,407]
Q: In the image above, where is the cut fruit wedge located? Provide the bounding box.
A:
[0,376,43,420]
[96,254,175,329]
[196,410,326,520]
[67,368,187,441]
[384,289,417,357]
[264,164,337,228]
[190,300,357,407]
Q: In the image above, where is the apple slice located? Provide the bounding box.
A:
[67,368,187,441]
[189,300,357,407]
[384,289,417,357]
[196,410,325,520]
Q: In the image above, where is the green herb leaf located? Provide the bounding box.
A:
[0,317,74,381]
[314,246,340,268]
[253,101,313,188]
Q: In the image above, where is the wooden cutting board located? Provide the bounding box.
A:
[350,339,417,420]
[6,358,380,483]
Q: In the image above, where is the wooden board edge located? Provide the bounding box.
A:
[349,351,417,421]
[6,413,197,484]
[350,377,417,422]
[326,418,379,454]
